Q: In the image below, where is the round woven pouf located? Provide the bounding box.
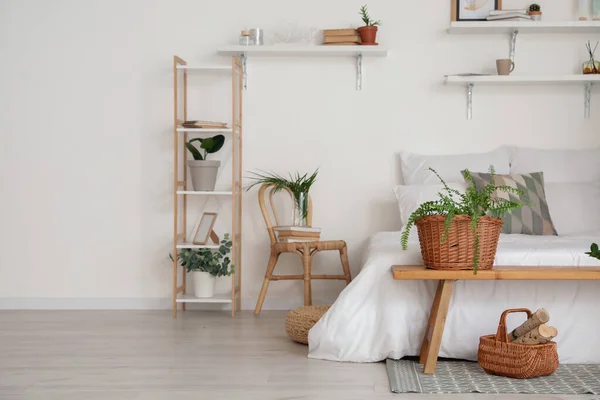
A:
[285,305,331,345]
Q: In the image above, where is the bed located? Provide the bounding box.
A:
[308,230,600,363]
[308,146,600,364]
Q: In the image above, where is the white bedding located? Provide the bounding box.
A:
[308,231,600,364]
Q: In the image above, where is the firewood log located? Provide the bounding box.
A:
[508,308,550,341]
[513,324,558,345]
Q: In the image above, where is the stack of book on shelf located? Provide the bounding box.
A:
[322,29,360,45]
[182,120,228,129]
[273,226,321,243]
[487,9,531,21]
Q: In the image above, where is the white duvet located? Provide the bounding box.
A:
[308,230,600,364]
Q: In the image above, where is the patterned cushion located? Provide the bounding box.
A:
[467,171,558,236]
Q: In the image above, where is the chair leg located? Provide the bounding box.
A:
[339,245,352,285]
[254,251,279,315]
[302,253,312,306]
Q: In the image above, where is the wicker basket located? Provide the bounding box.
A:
[478,308,559,379]
[415,214,503,270]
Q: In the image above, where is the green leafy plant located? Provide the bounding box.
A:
[359,5,381,26]
[170,234,234,277]
[401,166,526,273]
[586,243,600,260]
[246,169,319,223]
[529,3,541,12]
[185,135,225,160]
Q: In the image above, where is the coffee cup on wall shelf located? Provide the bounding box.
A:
[496,59,515,76]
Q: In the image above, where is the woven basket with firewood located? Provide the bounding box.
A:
[478,308,559,379]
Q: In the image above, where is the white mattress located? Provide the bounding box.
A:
[308,231,600,363]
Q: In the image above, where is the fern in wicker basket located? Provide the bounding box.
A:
[401,166,526,273]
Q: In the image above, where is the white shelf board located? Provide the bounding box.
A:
[218,45,388,57]
[445,75,600,84]
[448,20,600,34]
[176,190,233,196]
[176,128,232,133]
[176,241,220,250]
[176,293,232,303]
[176,65,232,72]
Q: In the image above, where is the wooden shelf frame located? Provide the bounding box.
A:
[172,56,243,317]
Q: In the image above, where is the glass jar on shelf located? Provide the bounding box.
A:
[583,60,600,74]
[239,30,251,46]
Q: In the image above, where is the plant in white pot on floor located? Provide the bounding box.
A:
[171,234,234,298]
[185,135,225,191]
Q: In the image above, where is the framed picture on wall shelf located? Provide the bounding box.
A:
[452,0,503,21]
[190,212,218,245]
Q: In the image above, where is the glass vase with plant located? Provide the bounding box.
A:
[170,234,234,298]
[247,169,319,227]
[185,134,225,191]
[401,167,526,274]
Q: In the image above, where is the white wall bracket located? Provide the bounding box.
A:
[467,83,474,120]
[240,53,247,90]
[585,82,593,119]
[509,29,519,63]
[356,54,363,91]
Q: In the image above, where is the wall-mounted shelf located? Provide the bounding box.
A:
[448,21,600,66]
[217,45,388,91]
[445,75,600,119]
[448,21,600,34]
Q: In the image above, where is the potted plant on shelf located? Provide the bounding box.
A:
[357,5,380,46]
[185,135,225,191]
[401,167,525,274]
[247,169,319,227]
[528,4,542,20]
[171,234,234,298]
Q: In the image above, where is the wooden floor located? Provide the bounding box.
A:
[0,311,595,400]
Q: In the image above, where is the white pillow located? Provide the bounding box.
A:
[511,147,600,183]
[393,182,469,226]
[400,147,512,185]
[544,182,600,235]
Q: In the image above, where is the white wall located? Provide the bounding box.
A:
[0,0,599,309]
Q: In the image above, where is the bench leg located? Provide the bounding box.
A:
[419,279,454,375]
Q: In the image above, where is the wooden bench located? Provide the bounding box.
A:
[391,265,600,374]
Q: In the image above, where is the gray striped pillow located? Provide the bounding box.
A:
[468,171,558,236]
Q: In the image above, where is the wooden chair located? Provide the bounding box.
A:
[254,184,352,315]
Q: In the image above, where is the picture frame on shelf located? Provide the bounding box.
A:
[452,0,503,21]
[191,212,218,245]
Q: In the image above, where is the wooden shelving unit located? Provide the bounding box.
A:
[217,45,388,91]
[172,56,243,317]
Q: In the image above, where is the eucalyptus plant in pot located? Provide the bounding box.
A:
[171,234,234,298]
[185,135,225,191]
[401,167,526,274]
[247,169,319,227]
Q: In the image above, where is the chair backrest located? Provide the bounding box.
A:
[258,183,313,246]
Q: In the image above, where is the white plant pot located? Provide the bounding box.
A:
[188,160,220,191]
[192,271,216,298]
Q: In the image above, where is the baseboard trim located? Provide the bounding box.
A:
[0,297,318,311]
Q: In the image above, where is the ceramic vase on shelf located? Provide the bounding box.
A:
[192,271,216,298]
[293,192,310,227]
[188,160,220,191]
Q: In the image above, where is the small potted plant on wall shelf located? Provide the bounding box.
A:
[358,5,380,45]
[185,135,225,191]
[529,4,542,21]
[171,234,234,298]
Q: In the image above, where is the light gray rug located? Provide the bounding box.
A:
[386,359,600,394]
